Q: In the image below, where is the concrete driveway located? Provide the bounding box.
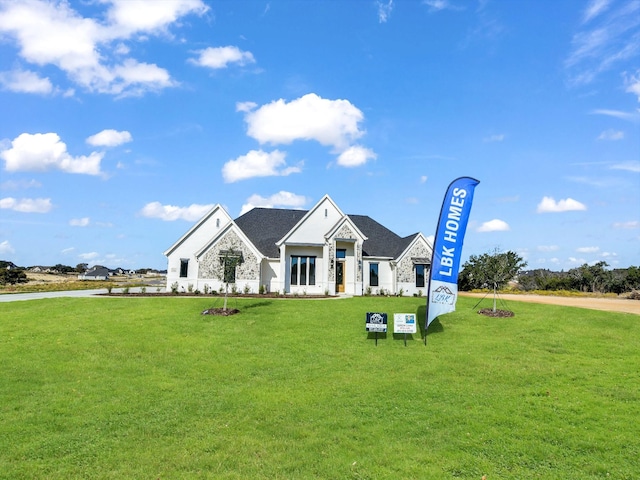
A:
[0,287,147,302]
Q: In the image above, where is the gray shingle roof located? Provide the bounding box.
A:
[348,214,418,258]
[234,208,418,259]
[234,208,306,258]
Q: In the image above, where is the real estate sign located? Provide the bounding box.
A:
[366,312,388,333]
[393,313,417,334]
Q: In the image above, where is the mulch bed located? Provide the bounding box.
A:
[478,308,515,317]
[202,308,240,316]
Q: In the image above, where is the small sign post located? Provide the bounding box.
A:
[394,313,417,346]
[366,312,387,346]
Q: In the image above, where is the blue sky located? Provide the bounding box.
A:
[0,0,638,271]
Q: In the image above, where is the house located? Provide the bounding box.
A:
[164,195,432,296]
[78,266,110,281]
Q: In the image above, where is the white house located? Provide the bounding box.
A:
[164,195,432,296]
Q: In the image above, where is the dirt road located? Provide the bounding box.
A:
[460,292,640,315]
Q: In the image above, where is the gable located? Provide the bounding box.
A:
[277,195,344,246]
[164,204,232,258]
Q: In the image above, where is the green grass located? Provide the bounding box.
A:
[1,296,638,479]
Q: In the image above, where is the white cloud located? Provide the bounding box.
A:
[424,0,463,13]
[79,251,99,261]
[377,0,393,23]
[565,0,640,86]
[140,201,214,221]
[610,161,640,172]
[70,217,90,227]
[105,0,209,35]
[0,68,52,94]
[577,246,600,253]
[483,133,505,142]
[477,219,510,232]
[420,175,428,183]
[0,240,15,254]
[86,129,132,147]
[590,109,640,121]
[624,69,640,101]
[0,0,207,96]
[189,46,255,69]
[536,196,587,213]
[240,191,308,215]
[0,179,41,190]
[582,0,611,23]
[243,93,366,151]
[597,128,624,140]
[222,149,302,183]
[1,133,103,175]
[336,145,377,167]
[0,197,52,213]
[236,101,257,113]
[613,220,640,229]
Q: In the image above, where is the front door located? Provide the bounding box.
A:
[336,261,345,293]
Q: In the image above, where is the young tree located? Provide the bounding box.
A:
[459,249,527,312]
[218,248,244,311]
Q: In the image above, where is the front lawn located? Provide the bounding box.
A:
[1,296,638,479]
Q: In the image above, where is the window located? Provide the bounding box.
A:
[219,250,243,284]
[223,259,237,284]
[291,256,316,286]
[336,249,346,259]
[416,264,427,288]
[179,259,189,278]
[291,256,298,285]
[369,263,379,287]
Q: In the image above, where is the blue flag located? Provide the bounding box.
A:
[426,177,480,327]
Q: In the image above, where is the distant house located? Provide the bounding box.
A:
[164,195,432,296]
[78,266,109,281]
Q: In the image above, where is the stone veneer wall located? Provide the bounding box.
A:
[333,224,362,282]
[328,243,335,282]
[396,241,431,283]
[198,230,258,281]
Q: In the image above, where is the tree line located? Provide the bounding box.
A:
[458,251,640,295]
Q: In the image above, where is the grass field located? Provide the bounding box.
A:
[1,296,638,479]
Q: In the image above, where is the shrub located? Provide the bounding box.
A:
[243,284,251,294]
[259,284,265,295]
[170,282,179,294]
[203,284,210,295]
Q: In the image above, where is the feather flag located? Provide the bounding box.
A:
[426,177,480,328]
